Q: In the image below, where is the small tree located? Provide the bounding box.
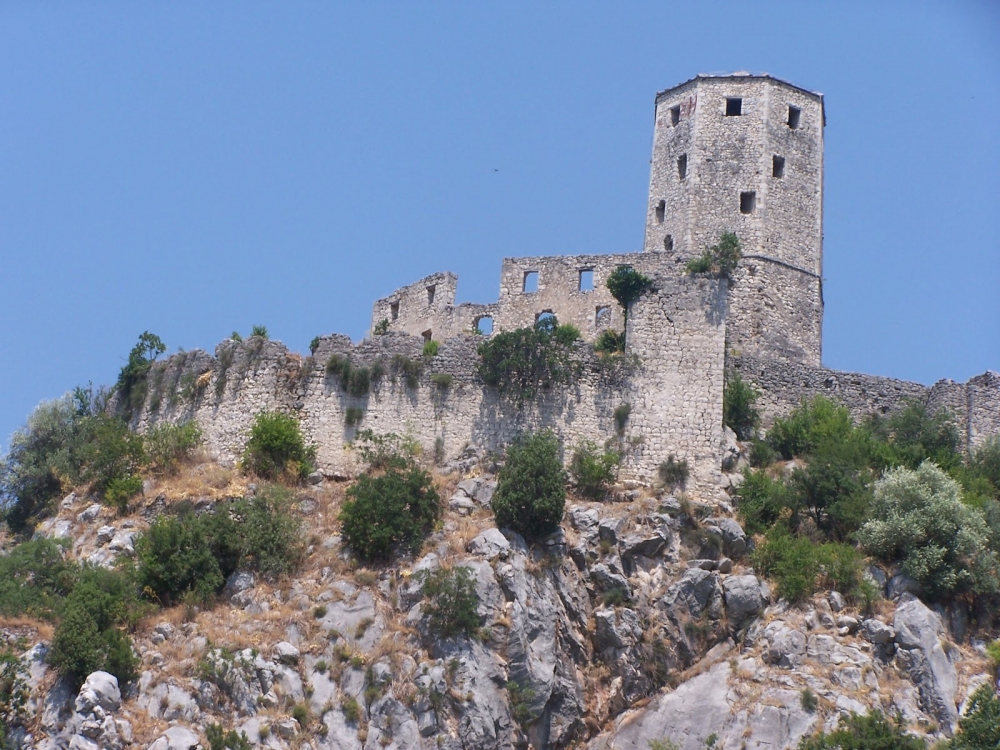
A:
[420,566,480,638]
[570,441,619,500]
[951,683,1000,749]
[606,266,653,333]
[242,411,316,481]
[723,373,760,441]
[491,431,566,538]
[116,331,166,414]
[857,462,998,599]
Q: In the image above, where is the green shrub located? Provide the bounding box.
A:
[736,468,794,535]
[968,436,1000,498]
[230,331,242,342]
[723,373,760,441]
[753,527,864,603]
[423,339,440,357]
[952,683,1000,750]
[606,266,652,330]
[491,431,566,539]
[373,319,390,336]
[115,331,166,414]
[205,724,252,750]
[0,647,29,747]
[292,703,308,727]
[613,403,631,433]
[658,456,689,491]
[797,710,925,749]
[0,539,76,619]
[553,323,581,347]
[144,421,203,475]
[857,462,998,599]
[685,232,742,277]
[0,396,79,534]
[325,355,371,396]
[104,475,144,513]
[419,566,480,638]
[594,330,626,355]
[788,438,872,541]
[800,688,818,713]
[353,431,416,472]
[49,569,140,689]
[507,680,536,726]
[135,514,224,606]
[767,396,855,461]
[309,337,321,355]
[74,414,146,508]
[242,411,316,481]
[602,587,629,607]
[477,318,581,404]
[341,695,361,722]
[569,441,619,500]
[339,462,440,562]
[431,373,453,389]
[391,354,424,389]
[867,401,962,472]
[344,407,365,427]
[251,325,268,339]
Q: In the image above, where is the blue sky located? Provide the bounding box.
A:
[1,2,998,448]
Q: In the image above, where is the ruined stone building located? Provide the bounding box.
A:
[139,74,1000,497]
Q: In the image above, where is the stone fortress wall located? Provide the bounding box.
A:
[138,72,999,497]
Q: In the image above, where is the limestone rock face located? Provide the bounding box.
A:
[893,594,959,731]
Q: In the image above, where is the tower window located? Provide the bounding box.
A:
[787,106,801,129]
[579,269,594,291]
[475,315,494,335]
[772,155,785,178]
[670,105,680,126]
[740,191,756,214]
[655,199,665,224]
[725,97,742,116]
[663,234,674,252]
[426,285,436,304]
[390,301,399,321]
[677,154,687,179]
[523,271,538,293]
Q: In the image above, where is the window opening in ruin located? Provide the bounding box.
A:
[475,315,494,335]
[390,301,399,321]
[772,155,785,178]
[740,191,756,214]
[536,311,556,326]
[579,269,594,291]
[595,306,612,328]
[427,285,436,305]
[422,329,432,343]
[523,271,539,293]
[663,234,674,252]
[655,200,665,224]
[787,106,801,129]
[725,97,742,116]
[670,105,680,126]
[677,154,687,179]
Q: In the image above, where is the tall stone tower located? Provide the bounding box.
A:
[643,73,825,366]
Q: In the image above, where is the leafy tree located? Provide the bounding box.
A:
[74,413,146,511]
[753,527,864,603]
[857,462,998,599]
[144,421,203,475]
[339,461,440,562]
[766,396,855,461]
[135,513,224,605]
[606,266,653,332]
[477,318,581,404]
[242,411,316,481]
[797,711,925,749]
[724,372,761,441]
[116,331,166,414]
[788,438,872,541]
[951,683,1000,749]
[491,431,566,538]
[419,566,480,638]
[0,539,76,619]
[867,401,962,472]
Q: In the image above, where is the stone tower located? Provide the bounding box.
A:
[643,73,825,366]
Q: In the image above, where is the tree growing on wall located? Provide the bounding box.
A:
[685,232,742,277]
[605,266,652,344]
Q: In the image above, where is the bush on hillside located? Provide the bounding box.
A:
[477,318,582,403]
[339,461,440,562]
[723,373,761,441]
[594,330,626,355]
[0,647,29,746]
[144,421,203,475]
[752,527,865,603]
[242,411,316,481]
[797,710,926,749]
[787,438,872,541]
[951,683,1000,750]
[491,431,566,539]
[569,441,620,500]
[866,401,962,472]
[49,569,140,689]
[658,456,689,491]
[135,513,224,606]
[419,566,480,639]
[74,413,146,512]
[857,462,998,599]
[0,539,76,619]
[115,331,166,415]
[766,396,856,461]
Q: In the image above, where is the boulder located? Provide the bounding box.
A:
[703,517,747,558]
[763,622,806,668]
[590,563,632,597]
[860,618,895,646]
[75,671,121,714]
[659,568,723,621]
[893,595,958,731]
[274,641,300,665]
[722,575,767,627]
[448,494,476,515]
[599,517,626,545]
[467,528,512,560]
[78,504,102,523]
[147,726,202,750]
[888,573,922,600]
[594,607,643,651]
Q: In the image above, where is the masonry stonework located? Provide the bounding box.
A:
[138,73,998,499]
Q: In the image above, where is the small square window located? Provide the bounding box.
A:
[740,191,756,214]
[726,97,742,116]
[670,105,680,126]
[663,234,674,252]
[579,269,594,291]
[677,154,687,179]
[787,106,801,129]
[390,301,399,321]
[655,199,665,224]
[523,271,538,293]
[426,285,436,305]
[772,155,785,178]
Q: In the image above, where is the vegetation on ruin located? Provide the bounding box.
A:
[115,331,166,415]
[477,316,582,403]
[242,410,316,481]
[723,372,761,440]
[491,430,566,538]
[373,318,390,335]
[250,325,269,339]
[570,441,620,500]
[594,329,626,355]
[658,455,690,491]
[685,232,742,277]
[605,266,652,337]
[422,339,440,357]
